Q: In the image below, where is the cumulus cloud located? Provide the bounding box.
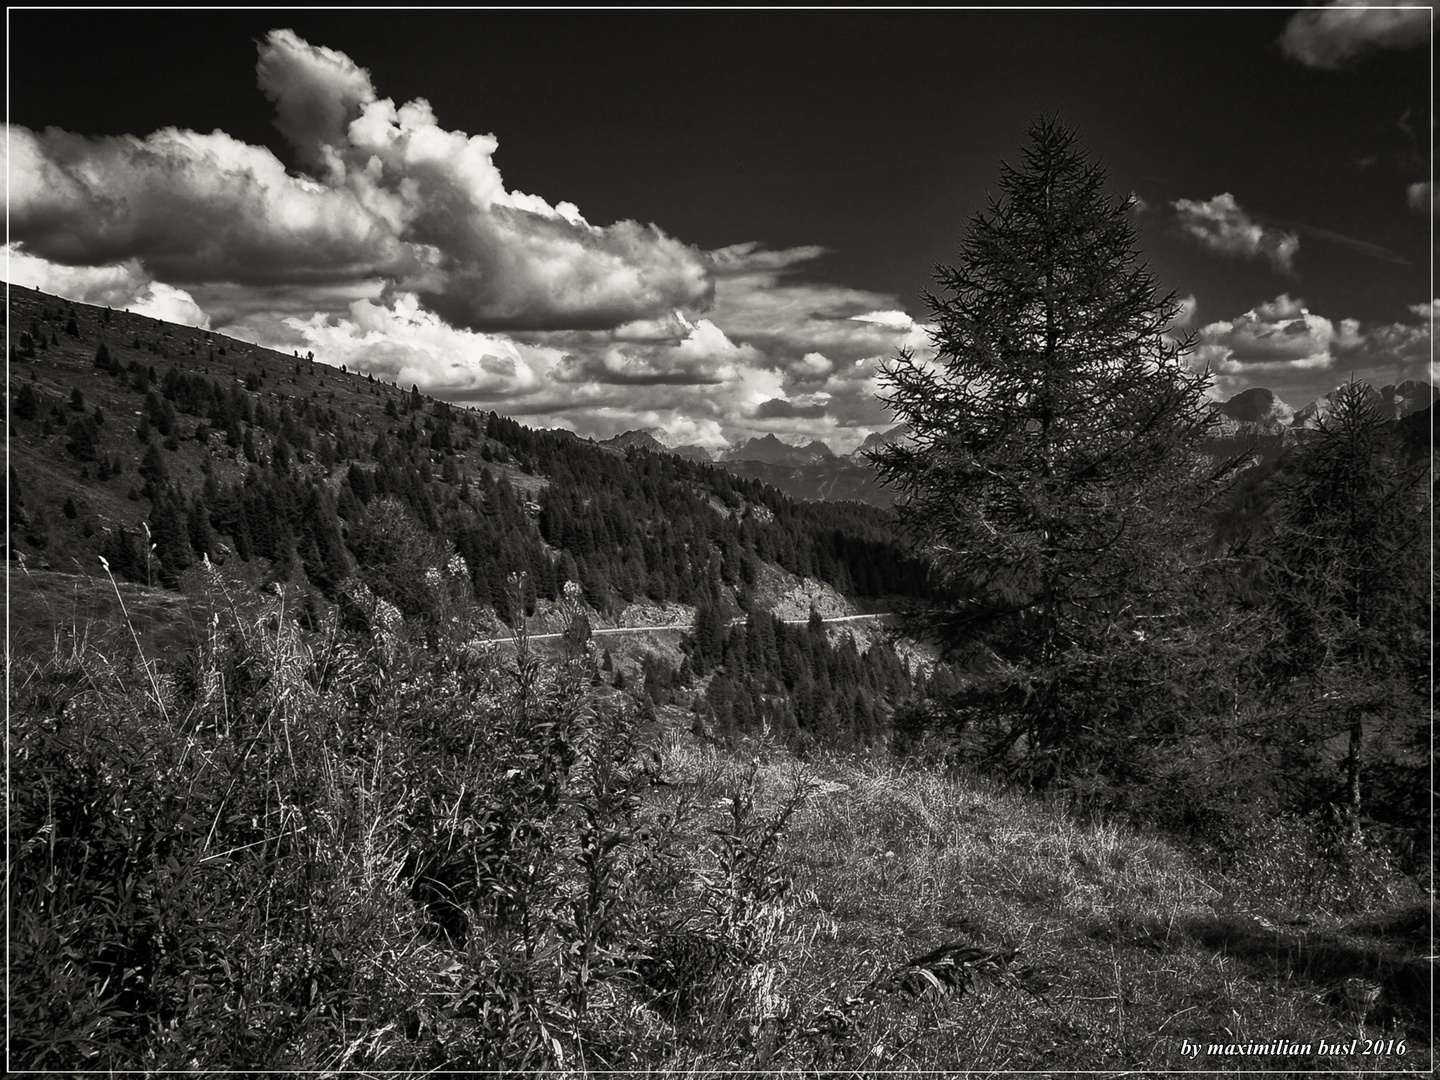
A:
[3,31,941,455]
[1194,294,1352,373]
[5,29,711,334]
[792,352,835,381]
[1280,1,1431,69]
[4,244,211,327]
[5,124,404,286]
[549,317,761,387]
[1172,194,1299,273]
[1194,293,1433,403]
[223,290,565,399]
[255,29,378,172]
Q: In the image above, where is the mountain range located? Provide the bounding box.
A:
[602,376,1433,507]
[596,425,914,505]
[1214,381,1435,438]
[599,427,863,467]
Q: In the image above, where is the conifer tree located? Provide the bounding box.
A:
[871,115,1223,784]
[1253,380,1430,841]
[14,384,40,422]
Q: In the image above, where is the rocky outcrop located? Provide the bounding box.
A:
[720,433,836,467]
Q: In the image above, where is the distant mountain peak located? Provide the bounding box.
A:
[602,429,668,452]
[722,433,836,466]
[774,432,820,449]
[847,424,912,464]
[601,428,714,462]
[1293,379,1436,429]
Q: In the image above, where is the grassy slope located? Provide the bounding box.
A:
[652,738,1431,1073]
[8,568,1431,1075]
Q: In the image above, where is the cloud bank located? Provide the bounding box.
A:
[1280,1,1431,69]
[1193,293,1434,405]
[7,28,711,334]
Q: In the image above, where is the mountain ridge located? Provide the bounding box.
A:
[4,284,938,628]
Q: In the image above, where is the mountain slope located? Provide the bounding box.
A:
[6,287,939,730]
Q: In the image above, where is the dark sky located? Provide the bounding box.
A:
[7,8,1432,447]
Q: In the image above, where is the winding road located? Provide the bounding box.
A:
[473,611,890,645]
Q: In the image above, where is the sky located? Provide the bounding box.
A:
[6,6,1433,451]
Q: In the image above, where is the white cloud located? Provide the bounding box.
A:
[1280,1,1431,69]
[793,352,835,381]
[1194,293,1433,402]
[548,317,762,387]
[226,290,563,399]
[5,29,712,334]
[849,309,916,330]
[4,244,211,328]
[255,28,379,173]
[1172,193,1299,273]
[4,123,403,286]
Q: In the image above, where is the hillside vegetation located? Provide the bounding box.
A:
[6,270,1432,1075]
[10,573,1431,1073]
[7,285,939,750]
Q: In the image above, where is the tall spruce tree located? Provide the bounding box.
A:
[871,115,1223,785]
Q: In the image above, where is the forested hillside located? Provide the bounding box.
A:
[7,284,947,754]
[6,286,929,606]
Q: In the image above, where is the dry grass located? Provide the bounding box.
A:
[645,737,1433,1074]
[9,594,1431,1074]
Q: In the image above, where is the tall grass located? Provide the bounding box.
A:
[9,572,818,1071]
[8,569,1431,1072]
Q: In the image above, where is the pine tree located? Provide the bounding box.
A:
[871,115,1223,784]
[693,603,726,674]
[186,496,217,561]
[66,417,100,462]
[14,384,40,421]
[1252,380,1430,843]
